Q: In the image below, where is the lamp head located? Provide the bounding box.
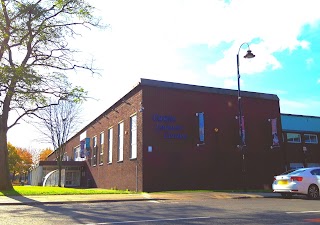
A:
[244,50,255,59]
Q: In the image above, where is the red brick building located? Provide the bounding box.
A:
[46,78,285,191]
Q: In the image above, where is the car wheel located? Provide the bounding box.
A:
[281,193,292,199]
[307,184,319,200]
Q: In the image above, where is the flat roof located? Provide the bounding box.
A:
[64,78,279,149]
[281,114,320,132]
[140,78,279,101]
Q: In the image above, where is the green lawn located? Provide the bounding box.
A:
[0,186,272,196]
[0,186,135,196]
[152,189,272,194]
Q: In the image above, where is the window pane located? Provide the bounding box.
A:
[304,134,318,144]
[108,128,113,163]
[308,163,320,168]
[289,163,304,170]
[100,132,104,164]
[287,133,301,143]
[73,146,81,161]
[118,122,124,161]
[92,136,97,166]
[310,135,318,143]
[131,115,137,159]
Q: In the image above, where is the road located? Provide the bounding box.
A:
[1,197,320,224]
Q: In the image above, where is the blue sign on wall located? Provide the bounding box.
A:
[198,112,205,142]
[153,114,187,139]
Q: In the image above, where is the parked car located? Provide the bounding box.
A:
[272,167,320,199]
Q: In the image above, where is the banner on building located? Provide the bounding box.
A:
[197,112,205,143]
[270,118,280,148]
[80,140,85,158]
[85,137,90,149]
[85,137,91,156]
[240,116,246,146]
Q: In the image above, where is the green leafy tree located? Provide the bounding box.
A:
[0,0,102,190]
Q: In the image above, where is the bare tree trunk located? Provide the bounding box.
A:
[58,157,62,187]
[0,129,13,190]
[0,71,15,190]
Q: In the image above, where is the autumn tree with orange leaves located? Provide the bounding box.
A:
[7,143,32,182]
[39,148,53,161]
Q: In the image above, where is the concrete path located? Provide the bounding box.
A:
[0,192,279,205]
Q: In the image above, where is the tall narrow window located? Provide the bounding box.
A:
[92,136,97,166]
[108,128,113,163]
[100,132,104,165]
[130,115,137,159]
[73,146,80,161]
[118,122,124,162]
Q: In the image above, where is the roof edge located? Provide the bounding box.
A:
[281,113,320,119]
[140,78,279,101]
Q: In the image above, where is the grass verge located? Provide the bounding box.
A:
[152,189,273,194]
[0,186,136,196]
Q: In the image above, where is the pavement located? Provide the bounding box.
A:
[0,192,279,205]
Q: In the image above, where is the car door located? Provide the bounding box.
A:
[311,169,320,185]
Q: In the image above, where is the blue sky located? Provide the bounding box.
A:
[7,0,320,149]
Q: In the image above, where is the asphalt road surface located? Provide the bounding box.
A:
[1,197,320,225]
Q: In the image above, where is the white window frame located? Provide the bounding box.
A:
[130,114,137,159]
[99,132,104,165]
[73,146,80,161]
[108,128,113,163]
[118,122,124,162]
[304,134,318,144]
[286,133,301,143]
[92,136,97,166]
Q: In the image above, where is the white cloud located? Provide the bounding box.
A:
[7,0,320,148]
[280,99,320,117]
[207,42,282,78]
[85,0,319,82]
[223,78,245,89]
[69,0,320,132]
[281,99,307,109]
[203,0,318,77]
[223,79,237,89]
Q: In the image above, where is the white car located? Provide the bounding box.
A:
[272,167,320,199]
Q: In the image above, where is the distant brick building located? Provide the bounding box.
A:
[43,78,288,191]
[281,114,320,170]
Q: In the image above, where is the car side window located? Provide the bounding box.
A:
[310,169,320,175]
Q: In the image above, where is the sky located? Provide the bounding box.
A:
[7,0,320,150]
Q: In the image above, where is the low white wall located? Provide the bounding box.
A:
[30,166,43,186]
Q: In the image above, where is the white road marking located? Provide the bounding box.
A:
[147,200,160,203]
[142,193,151,198]
[85,216,211,225]
[142,193,160,203]
[286,210,320,214]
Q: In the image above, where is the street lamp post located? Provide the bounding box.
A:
[236,43,255,191]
